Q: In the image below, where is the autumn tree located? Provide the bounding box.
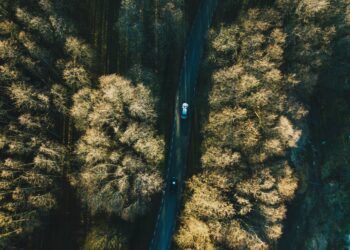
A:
[82,223,128,250]
[72,74,164,221]
[176,6,300,250]
[276,0,336,97]
[0,0,93,248]
[176,0,343,247]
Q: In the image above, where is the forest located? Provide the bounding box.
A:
[0,0,349,250]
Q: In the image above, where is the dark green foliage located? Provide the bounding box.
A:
[279,0,350,248]
[116,0,184,73]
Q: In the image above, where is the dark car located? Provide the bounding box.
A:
[169,177,177,192]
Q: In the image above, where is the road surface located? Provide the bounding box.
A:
[149,0,217,249]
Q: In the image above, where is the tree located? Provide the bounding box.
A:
[82,224,128,250]
[0,136,67,240]
[0,0,93,247]
[175,216,215,250]
[117,0,145,67]
[176,5,301,249]
[116,0,184,73]
[72,74,164,221]
[224,221,268,250]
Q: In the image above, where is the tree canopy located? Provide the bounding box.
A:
[0,0,93,247]
[72,74,164,221]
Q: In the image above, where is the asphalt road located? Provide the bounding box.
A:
[149,0,217,249]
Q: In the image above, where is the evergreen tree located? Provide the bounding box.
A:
[116,0,184,72]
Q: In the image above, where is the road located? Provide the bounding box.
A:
[149,0,217,249]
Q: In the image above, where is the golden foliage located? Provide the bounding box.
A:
[175,216,215,250]
[83,225,128,250]
[73,74,164,220]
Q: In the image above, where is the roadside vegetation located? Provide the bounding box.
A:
[176,4,300,249]
[1,0,349,249]
[0,0,93,248]
[73,74,164,221]
[280,0,350,248]
[175,0,350,249]
[0,0,185,249]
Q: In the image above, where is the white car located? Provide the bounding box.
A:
[181,103,189,119]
